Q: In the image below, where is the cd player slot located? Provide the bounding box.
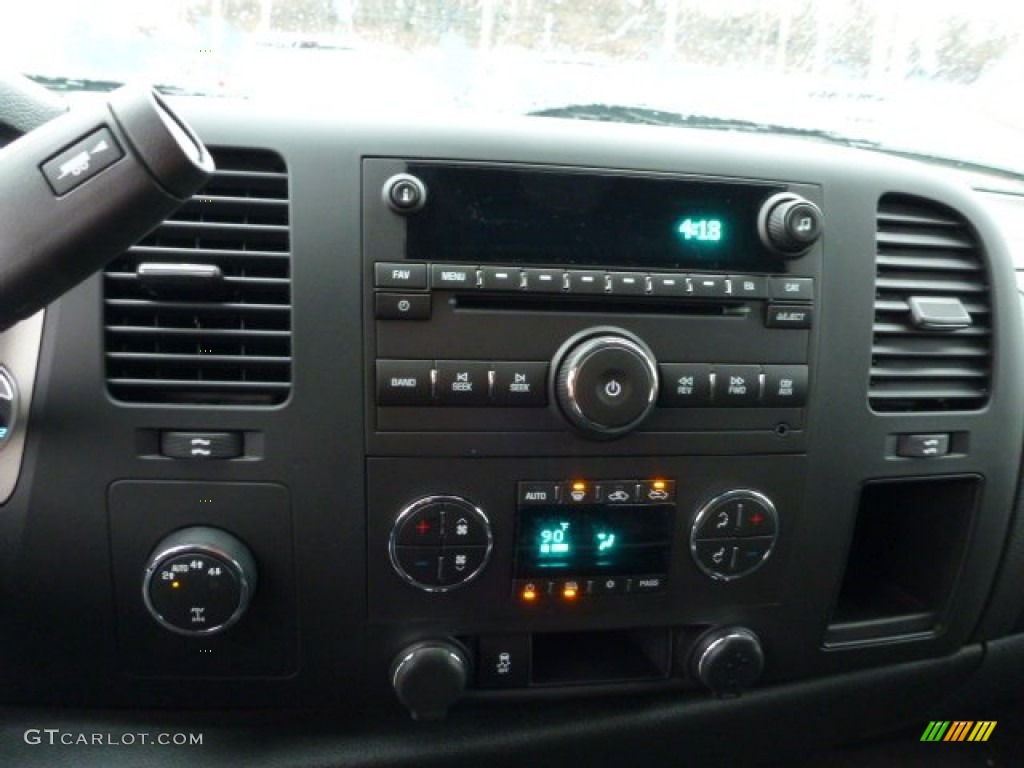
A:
[452,293,750,317]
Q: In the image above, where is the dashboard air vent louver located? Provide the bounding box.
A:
[104,148,291,405]
[870,194,991,412]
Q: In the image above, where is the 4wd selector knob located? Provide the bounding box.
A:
[143,526,257,636]
[554,328,659,439]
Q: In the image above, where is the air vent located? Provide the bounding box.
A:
[104,148,291,405]
[869,194,991,412]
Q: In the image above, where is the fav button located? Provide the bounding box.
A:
[374,262,427,289]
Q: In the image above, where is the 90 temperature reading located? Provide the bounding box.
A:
[677,217,724,243]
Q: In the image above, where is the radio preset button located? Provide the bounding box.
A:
[377,360,434,405]
[566,270,607,294]
[523,268,565,293]
[436,361,490,405]
[649,273,689,297]
[608,271,647,295]
[763,365,809,406]
[375,262,427,289]
[659,363,713,407]
[492,362,547,406]
[713,365,761,405]
[480,266,521,291]
[691,275,727,297]
[431,264,478,289]
[375,293,431,320]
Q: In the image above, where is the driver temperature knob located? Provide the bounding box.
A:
[143,526,257,636]
[554,328,659,439]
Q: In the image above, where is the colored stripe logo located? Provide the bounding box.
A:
[921,721,996,742]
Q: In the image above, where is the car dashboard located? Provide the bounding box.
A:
[1,96,1024,766]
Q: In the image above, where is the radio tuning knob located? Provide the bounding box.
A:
[758,192,823,257]
[554,328,659,439]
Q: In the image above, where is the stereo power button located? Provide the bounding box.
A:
[554,328,659,439]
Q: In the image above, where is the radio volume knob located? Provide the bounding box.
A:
[554,329,659,439]
[758,193,823,257]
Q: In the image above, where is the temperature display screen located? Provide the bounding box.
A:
[405,163,787,272]
[515,505,672,577]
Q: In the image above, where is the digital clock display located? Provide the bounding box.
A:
[677,217,724,243]
[515,505,672,577]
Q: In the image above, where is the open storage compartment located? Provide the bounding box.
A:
[531,628,671,686]
[825,475,980,645]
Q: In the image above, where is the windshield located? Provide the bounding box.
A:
[4,1,1022,176]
